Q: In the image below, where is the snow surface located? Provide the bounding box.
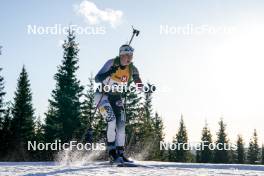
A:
[0,161,264,176]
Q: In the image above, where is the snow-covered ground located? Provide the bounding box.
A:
[0,161,264,176]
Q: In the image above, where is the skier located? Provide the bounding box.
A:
[95,44,148,164]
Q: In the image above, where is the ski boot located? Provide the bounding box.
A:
[117,146,133,163]
[109,149,124,164]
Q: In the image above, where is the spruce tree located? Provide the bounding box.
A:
[247,129,259,164]
[0,67,6,158]
[123,87,142,152]
[169,136,177,161]
[44,29,84,143]
[43,106,60,160]
[214,118,230,163]
[127,88,155,159]
[236,135,245,164]
[32,116,45,161]
[35,116,44,143]
[44,106,61,142]
[261,145,264,164]
[82,75,95,130]
[199,121,213,163]
[149,112,165,160]
[140,90,155,159]
[82,75,106,142]
[0,104,12,160]
[0,67,5,115]
[10,66,35,160]
[143,90,154,137]
[92,113,106,143]
[174,115,189,162]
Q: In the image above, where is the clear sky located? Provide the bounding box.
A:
[1,0,264,145]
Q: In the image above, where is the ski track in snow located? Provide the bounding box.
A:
[0,161,264,176]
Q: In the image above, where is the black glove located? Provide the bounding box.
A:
[107,65,119,75]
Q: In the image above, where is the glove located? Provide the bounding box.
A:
[107,65,119,75]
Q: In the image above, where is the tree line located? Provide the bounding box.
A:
[166,116,264,164]
[0,30,263,164]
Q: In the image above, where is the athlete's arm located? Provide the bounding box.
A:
[95,59,118,83]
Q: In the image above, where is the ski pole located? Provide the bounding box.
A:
[128,26,140,45]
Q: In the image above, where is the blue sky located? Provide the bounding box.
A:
[1,0,264,144]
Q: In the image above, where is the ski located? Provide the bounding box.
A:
[116,162,139,167]
[116,162,154,168]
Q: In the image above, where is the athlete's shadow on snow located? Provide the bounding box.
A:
[22,166,101,176]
